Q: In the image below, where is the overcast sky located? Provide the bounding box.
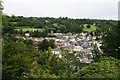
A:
[3,0,119,20]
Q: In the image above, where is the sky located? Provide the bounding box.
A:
[3,0,120,20]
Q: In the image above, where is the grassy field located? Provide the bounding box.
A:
[15,27,43,32]
[83,24,96,32]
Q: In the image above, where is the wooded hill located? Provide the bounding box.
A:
[2,15,117,33]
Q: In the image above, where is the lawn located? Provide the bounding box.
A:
[15,27,43,32]
[83,24,96,32]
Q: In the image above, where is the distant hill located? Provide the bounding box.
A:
[2,15,117,33]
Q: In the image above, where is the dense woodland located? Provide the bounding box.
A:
[2,14,120,79]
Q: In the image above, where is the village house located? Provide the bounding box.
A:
[16,32,97,63]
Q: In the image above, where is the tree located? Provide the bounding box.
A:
[38,39,49,51]
[2,38,58,79]
[59,25,67,33]
[101,23,120,59]
[3,39,30,79]
[24,39,33,46]
[2,26,15,35]
[2,15,9,27]
[48,39,55,48]
[74,57,120,78]
[2,53,32,80]
[38,39,55,51]
[92,43,102,61]
[86,24,91,28]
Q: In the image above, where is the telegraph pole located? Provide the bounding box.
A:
[0,0,3,38]
[0,0,3,79]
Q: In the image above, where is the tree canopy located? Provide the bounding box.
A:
[74,57,120,79]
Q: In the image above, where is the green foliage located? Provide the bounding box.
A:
[86,24,91,28]
[101,23,120,59]
[74,57,120,78]
[2,39,58,79]
[48,39,55,48]
[2,26,15,35]
[59,25,67,33]
[2,15,9,27]
[92,43,102,61]
[38,39,49,51]
[38,39,55,51]
[15,41,27,53]
[23,39,33,46]
[3,53,31,79]
[3,38,83,79]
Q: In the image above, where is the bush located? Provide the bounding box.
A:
[86,24,91,28]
